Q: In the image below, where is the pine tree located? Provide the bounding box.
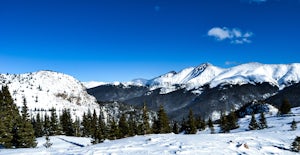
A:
[248,113,258,130]
[219,112,229,133]
[142,104,151,135]
[227,111,239,130]
[108,118,119,140]
[49,107,59,136]
[179,118,187,133]
[186,109,197,134]
[60,109,74,136]
[0,86,21,148]
[90,109,98,139]
[291,119,297,131]
[156,105,171,133]
[172,121,179,134]
[128,113,138,136]
[16,98,37,148]
[291,136,300,152]
[207,117,215,134]
[33,113,43,137]
[73,117,81,137]
[196,116,206,131]
[98,111,108,141]
[118,114,129,138]
[279,99,291,115]
[258,112,267,129]
[44,114,51,136]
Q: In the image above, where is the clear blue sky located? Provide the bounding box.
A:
[1,0,300,82]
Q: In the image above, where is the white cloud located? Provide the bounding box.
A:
[225,61,239,66]
[207,27,253,44]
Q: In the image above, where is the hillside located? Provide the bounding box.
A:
[0,71,100,118]
[2,107,300,154]
[87,63,300,120]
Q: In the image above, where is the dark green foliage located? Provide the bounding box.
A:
[207,117,215,134]
[248,113,259,130]
[44,114,51,136]
[179,118,187,133]
[219,111,239,133]
[258,112,268,129]
[60,109,74,136]
[108,118,119,140]
[186,109,197,134]
[128,114,138,136]
[172,121,179,134]
[73,117,81,137]
[291,136,300,152]
[16,98,37,148]
[141,104,151,134]
[196,116,206,131]
[219,112,229,133]
[118,114,129,138]
[227,111,239,130]
[49,107,59,135]
[291,119,297,131]
[0,86,23,148]
[279,99,291,115]
[155,105,171,134]
[33,113,43,137]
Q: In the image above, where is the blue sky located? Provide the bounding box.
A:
[1,0,300,82]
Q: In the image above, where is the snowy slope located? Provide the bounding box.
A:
[0,70,100,118]
[86,62,300,94]
[2,107,300,155]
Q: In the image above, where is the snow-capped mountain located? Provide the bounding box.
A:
[0,70,100,118]
[86,62,300,94]
[87,62,300,120]
[147,62,300,94]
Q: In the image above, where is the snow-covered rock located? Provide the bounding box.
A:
[87,62,300,94]
[0,70,100,118]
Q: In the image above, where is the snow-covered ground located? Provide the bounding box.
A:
[1,107,300,155]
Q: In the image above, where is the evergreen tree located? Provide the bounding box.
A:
[44,114,51,136]
[0,86,21,148]
[291,119,297,131]
[49,107,59,135]
[98,111,108,141]
[60,109,74,136]
[128,113,138,136]
[227,111,239,130]
[196,116,206,131]
[16,98,37,148]
[291,136,300,152]
[33,113,43,137]
[248,113,258,130]
[141,104,151,135]
[108,118,119,140]
[207,117,215,134]
[118,114,129,138]
[73,117,81,137]
[219,112,229,133]
[186,109,197,134]
[279,99,291,115]
[156,105,171,133]
[90,109,98,139]
[179,118,187,133]
[172,121,179,134]
[258,112,267,129]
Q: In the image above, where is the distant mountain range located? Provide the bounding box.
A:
[86,63,300,120]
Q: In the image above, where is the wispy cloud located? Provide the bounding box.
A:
[207,27,253,44]
[241,0,267,3]
[225,61,239,66]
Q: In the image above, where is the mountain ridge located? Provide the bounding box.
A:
[84,62,300,94]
